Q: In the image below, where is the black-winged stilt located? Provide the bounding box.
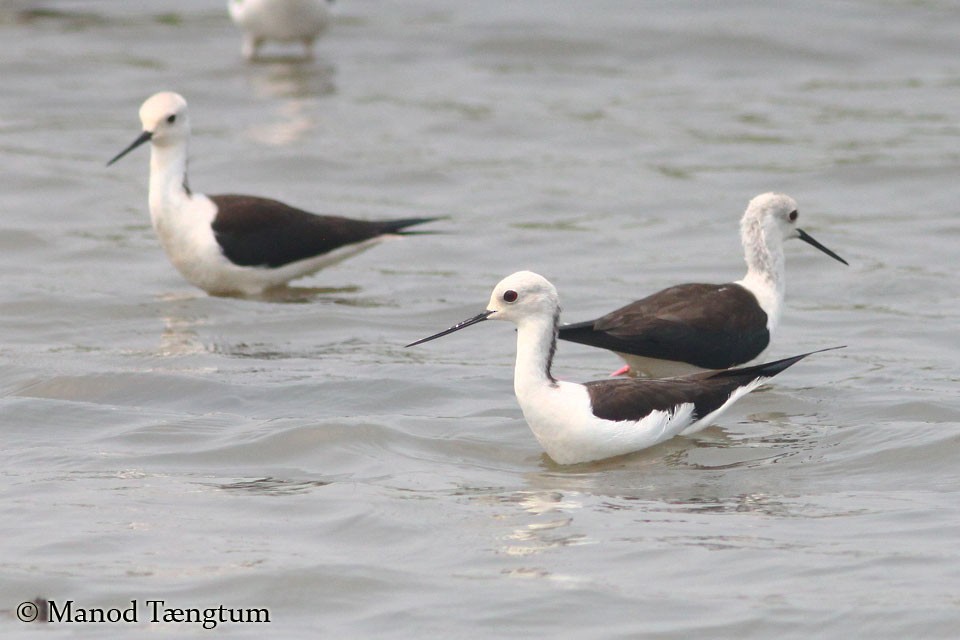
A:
[408,270,841,465]
[108,92,438,296]
[558,193,847,377]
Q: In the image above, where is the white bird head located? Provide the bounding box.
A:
[741,192,847,265]
[485,271,560,325]
[107,91,190,166]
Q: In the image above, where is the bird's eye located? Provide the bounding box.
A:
[788,210,798,222]
[503,290,518,303]
[167,115,176,124]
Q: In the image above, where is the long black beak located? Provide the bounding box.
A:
[797,229,848,266]
[107,130,153,167]
[406,310,495,347]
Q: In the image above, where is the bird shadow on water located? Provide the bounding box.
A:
[147,284,396,362]
[447,419,841,561]
[237,58,337,145]
[475,417,829,517]
[159,283,381,305]
[242,57,336,100]
[243,284,361,304]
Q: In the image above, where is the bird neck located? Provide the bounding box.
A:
[513,311,560,396]
[148,141,192,215]
[737,217,785,331]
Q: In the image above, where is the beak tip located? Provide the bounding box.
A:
[797,228,847,266]
[106,130,153,168]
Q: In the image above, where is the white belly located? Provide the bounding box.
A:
[616,353,712,378]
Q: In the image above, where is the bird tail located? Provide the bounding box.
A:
[557,320,599,338]
[708,346,846,381]
[555,320,626,351]
[380,217,446,235]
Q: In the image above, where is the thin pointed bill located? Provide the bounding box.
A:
[107,130,153,167]
[406,310,496,347]
[797,228,848,265]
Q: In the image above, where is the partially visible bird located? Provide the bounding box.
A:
[108,91,438,296]
[407,270,839,465]
[559,193,848,377]
[228,0,333,61]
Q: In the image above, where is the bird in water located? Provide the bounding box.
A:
[108,92,438,296]
[408,270,840,465]
[558,193,847,377]
[227,0,333,61]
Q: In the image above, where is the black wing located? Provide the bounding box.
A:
[559,283,770,369]
[583,348,826,423]
[209,194,437,268]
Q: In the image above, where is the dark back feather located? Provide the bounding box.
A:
[559,282,769,369]
[209,194,437,268]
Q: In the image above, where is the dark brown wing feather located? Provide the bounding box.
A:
[209,195,437,268]
[583,349,816,422]
[559,283,769,369]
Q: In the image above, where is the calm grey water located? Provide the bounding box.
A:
[1,0,959,637]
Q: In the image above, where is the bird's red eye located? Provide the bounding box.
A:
[789,210,798,222]
[503,290,518,303]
